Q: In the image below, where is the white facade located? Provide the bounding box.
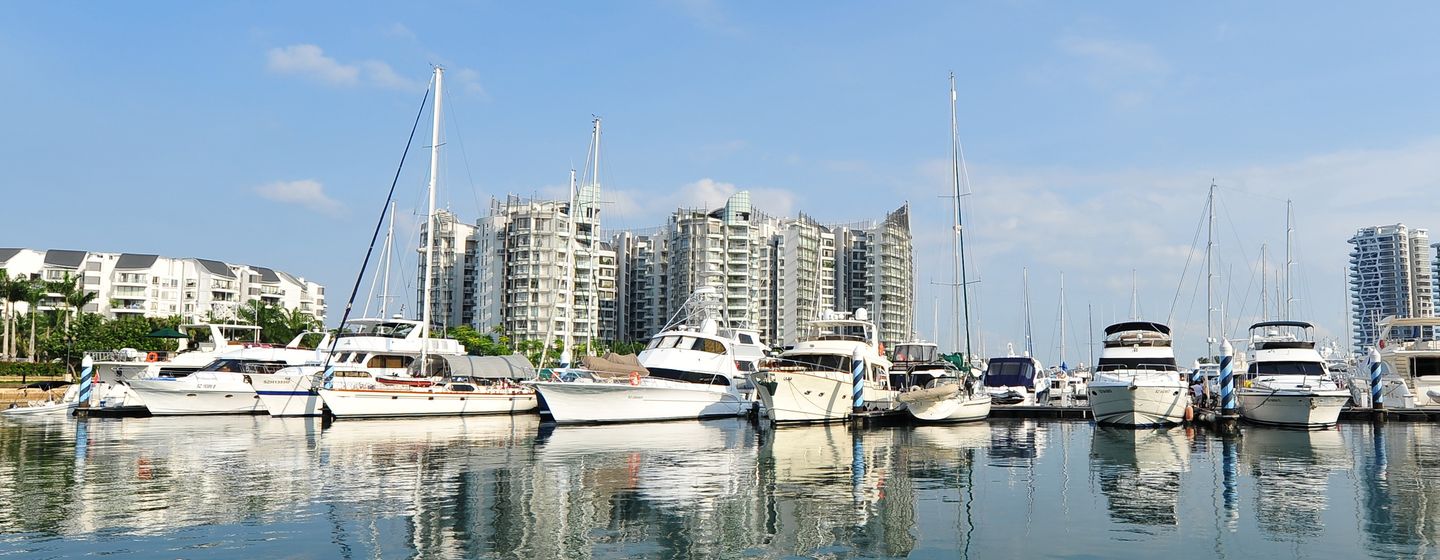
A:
[774,215,836,347]
[832,204,915,349]
[0,248,325,323]
[418,209,479,331]
[1348,224,1435,353]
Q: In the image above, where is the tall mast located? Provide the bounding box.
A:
[421,66,443,368]
[1087,303,1094,367]
[1058,271,1066,365]
[562,167,578,366]
[381,200,395,316]
[1259,243,1268,322]
[949,73,975,363]
[1284,199,1294,321]
[1206,182,1217,359]
[1023,268,1033,357]
[1130,269,1138,319]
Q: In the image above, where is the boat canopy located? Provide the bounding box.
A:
[1103,322,1170,336]
[427,354,536,379]
[985,357,1038,387]
[1249,320,1314,330]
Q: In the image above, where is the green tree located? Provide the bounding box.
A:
[0,270,19,359]
[235,300,321,344]
[22,278,44,363]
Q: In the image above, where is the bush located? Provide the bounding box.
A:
[0,361,66,377]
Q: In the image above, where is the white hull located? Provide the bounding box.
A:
[757,370,892,424]
[2,401,78,416]
[254,374,322,417]
[1089,376,1188,426]
[905,394,991,423]
[1237,390,1348,428]
[319,388,537,418]
[127,378,265,415]
[533,379,747,424]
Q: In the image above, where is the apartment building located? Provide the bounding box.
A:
[1348,224,1435,352]
[0,248,325,323]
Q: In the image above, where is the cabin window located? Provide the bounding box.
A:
[658,336,681,349]
[738,333,755,345]
[646,337,663,350]
[1247,361,1325,376]
[691,338,726,354]
[1096,357,1179,372]
[785,354,851,373]
[367,355,413,369]
[677,337,696,350]
[1414,357,1440,377]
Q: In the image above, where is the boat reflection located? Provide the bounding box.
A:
[1358,424,1440,558]
[1240,427,1349,539]
[1088,426,1190,527]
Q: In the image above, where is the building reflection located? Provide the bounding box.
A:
[1358,424,1440,558]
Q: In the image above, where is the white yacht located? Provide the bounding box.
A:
[87,323,269,415]
[529,289,761,424]
[983,352,1048,405]
[318,354,537,418]
[126,346,325,415]
[1088,321,1188,426]
[753,308,895,424]
[251,317,467,416]
[891,342,990,422]
[1237,321,1349,428]
[1371,315,1440,407]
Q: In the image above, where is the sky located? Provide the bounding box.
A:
[4,2,1439,364]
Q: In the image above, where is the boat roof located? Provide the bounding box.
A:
[1249,320,1313,330]
[1103,321,1170,336]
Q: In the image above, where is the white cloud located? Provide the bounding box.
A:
[256,179,345,215]
[453,68,487,97]
[909,137,1440,363]
[1055,36,1172,108]
[266,44,423,91]
[266,44,359,86]
[383,22,416,41]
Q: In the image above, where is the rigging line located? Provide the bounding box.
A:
[1165,192,1210,326]
[321,83,432,370]
[442,95,487,227]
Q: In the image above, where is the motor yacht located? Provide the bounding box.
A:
[754,308,894,423]
[1237,321,1349,428]
[1088,321,1188,426]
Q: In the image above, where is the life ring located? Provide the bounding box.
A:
[145,352,159,362]
[629,372,641,386]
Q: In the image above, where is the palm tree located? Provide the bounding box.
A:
[1,275,34,360]
[23,278,43,362]
[0,269,12,359]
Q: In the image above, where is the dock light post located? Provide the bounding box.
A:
[1369,347,1384,411]
[1219,338,1235,413]
[851,348,865,414]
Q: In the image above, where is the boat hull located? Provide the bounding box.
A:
[756,370,853,424]
[127,378,265,415]
[254,374,322,417]
[318,388,537,418]
[2,402,78,416]
[1237,390,1348,428]
[905,394,991,423]
[531,380,747,424]
[1089,380,1188,427]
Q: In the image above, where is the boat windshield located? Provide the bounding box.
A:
[893,344,937,363]
[1095,357,1180,372]
[985,358,1036,387]
[1247,361,1326,376]
[337,322,415,339]
[198,359,290,374]
[780,353,852,373]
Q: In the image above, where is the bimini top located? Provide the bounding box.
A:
[1103,322,1171,336]
[1248,320,1313,331]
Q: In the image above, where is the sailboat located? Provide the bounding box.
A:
[897,73,990,423]
[317,66,538,419]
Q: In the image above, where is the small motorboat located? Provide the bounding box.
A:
[2,384,80,417]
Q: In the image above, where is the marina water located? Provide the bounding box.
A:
[1,416,1434,559]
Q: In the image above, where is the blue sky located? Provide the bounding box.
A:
[4,2,1439,362]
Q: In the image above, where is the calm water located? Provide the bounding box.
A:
[0,414,1436,559]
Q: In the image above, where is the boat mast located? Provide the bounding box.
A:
[421,66,443,371]
[382,200,395,316]
[1087,303,1094,367]
[949,73,974,363]
[1206,182,1217,360]
[1130,269,1138,320]
[1023,268,1033,358]
[1058,271,1066,366]
[1284,199,1294,321]
[1259,243,1267,322]
[562,167,578,366]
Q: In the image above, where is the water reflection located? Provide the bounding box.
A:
[1237,427,1348,541]
[1089,426,1190,527]
[6,416,1440,558]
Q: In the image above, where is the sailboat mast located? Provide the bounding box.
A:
[1206,182,1217,359]
[1284,199,1294,321]
[1130,269,1138,319]
[1087,303,1094,367]
[1260,243,1267,322]
[381,200,395,316]
[948,73,974,361]
[421,66,443,368]
[1023,268,1033,357]
[1058,271,1066,365]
